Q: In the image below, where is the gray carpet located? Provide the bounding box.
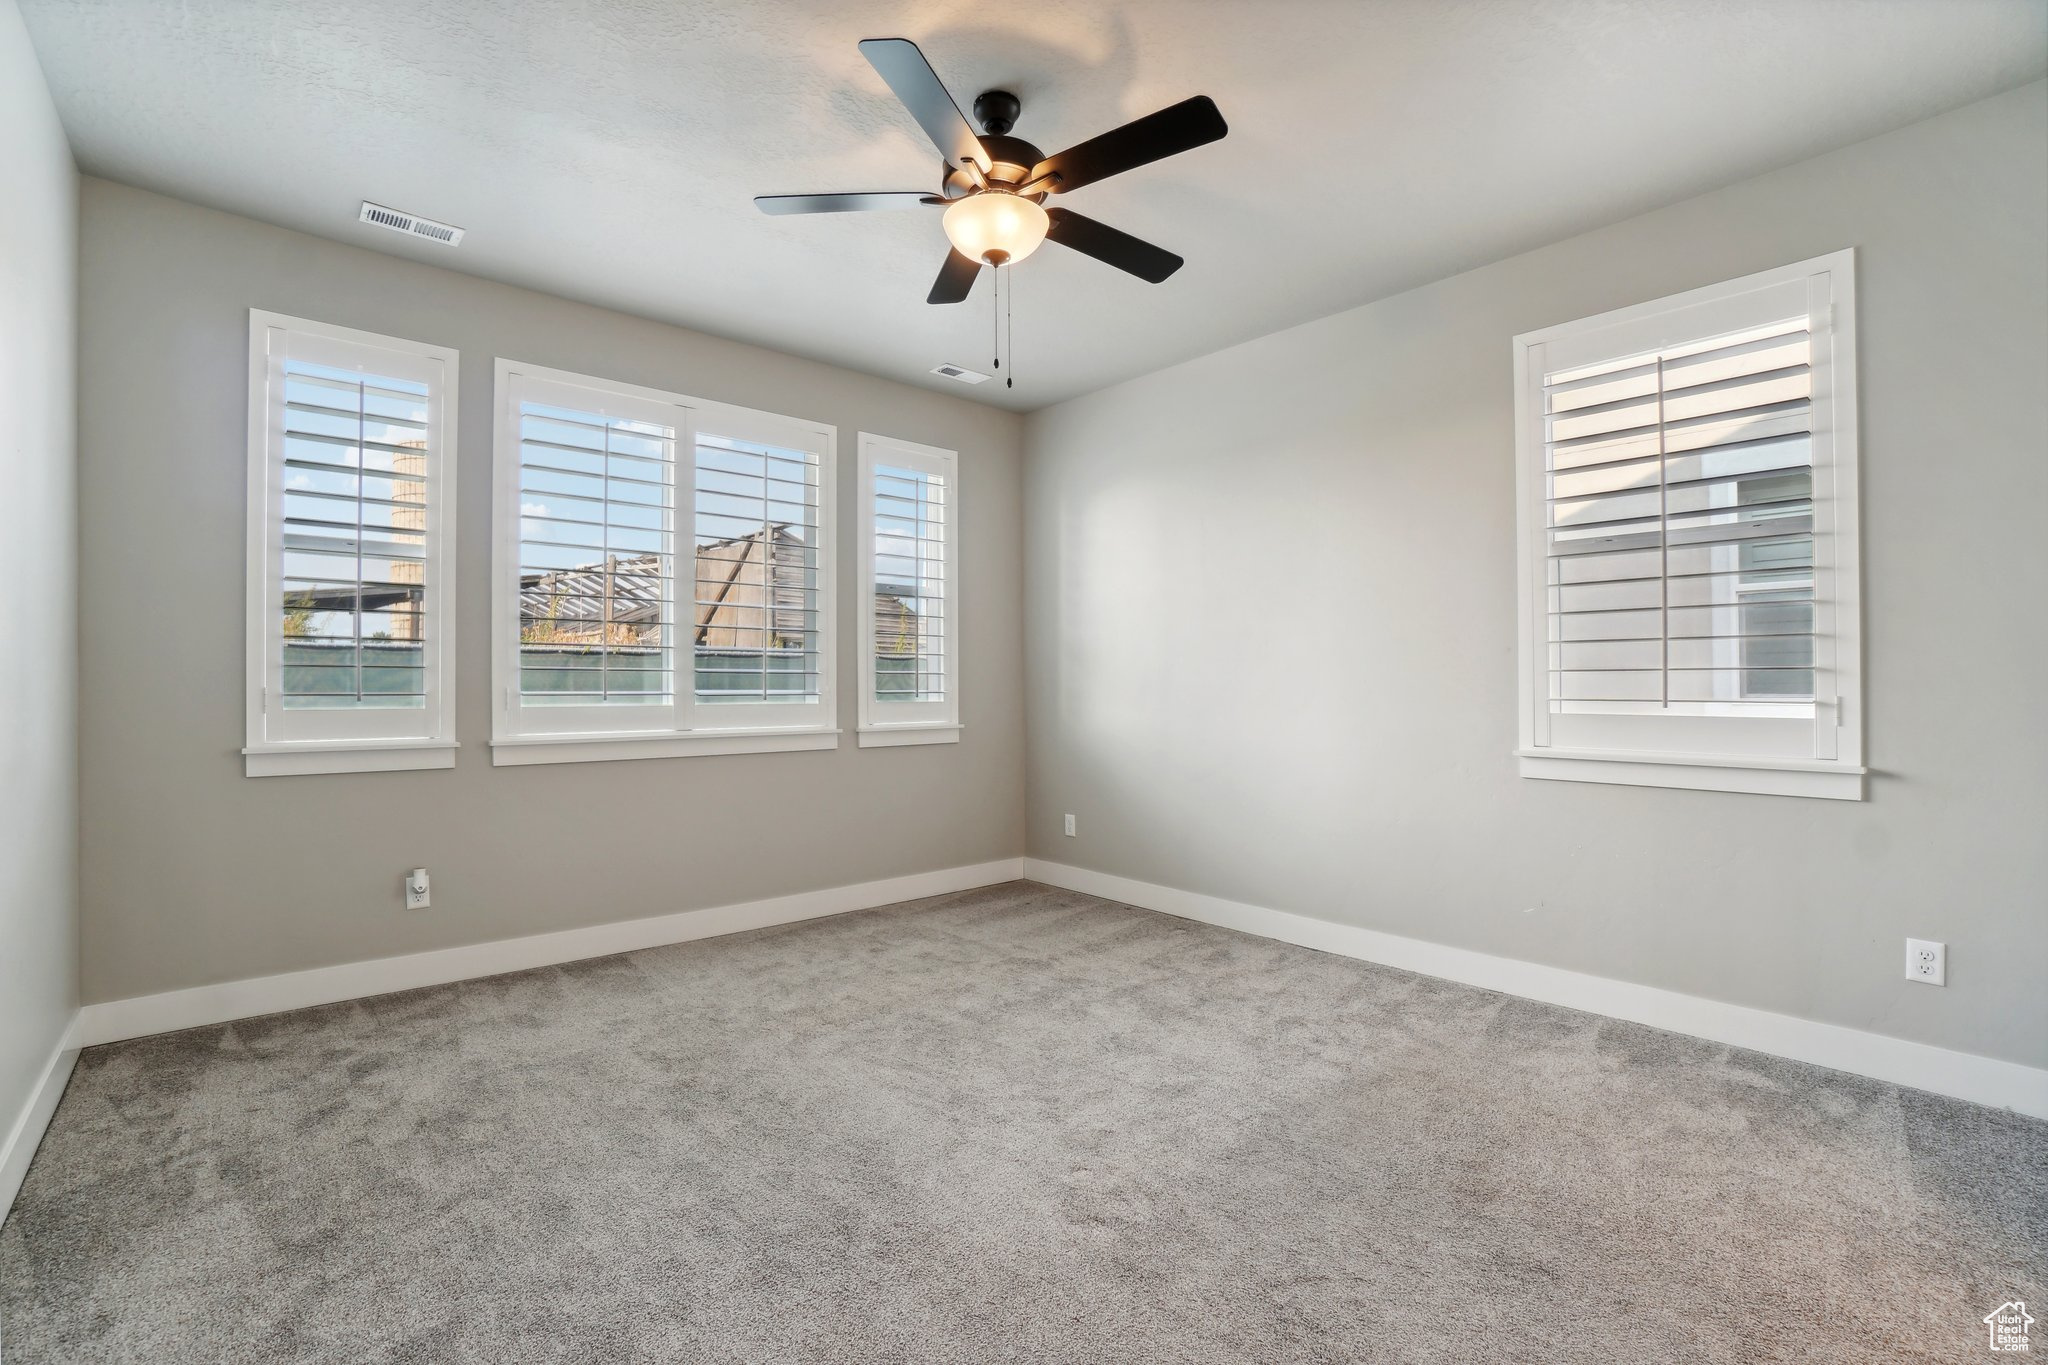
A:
[2,881,2042,1363]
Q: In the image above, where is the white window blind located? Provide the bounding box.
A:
[693,431,823,708]
[492,362,836,764]
[1513,252,1863,799]
[1544,319,1816,713]
[857,434,959,745]
[513,385,678,722]
[246,312,458,776]
[873,463,947,700]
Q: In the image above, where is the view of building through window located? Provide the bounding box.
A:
[871,462,946,703]
[1542,318,1818,717]
[514,400,675,706]
[513,407,832,708]
[690,431,822,704]
[278,359,430,710]
[515,528,820,701]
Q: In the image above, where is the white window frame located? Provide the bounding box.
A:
[1512,251,1864,800]
[856,433,961,747]
[491,360,838,766]
[244,311,459,776]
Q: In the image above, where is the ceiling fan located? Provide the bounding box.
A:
[756,38,1227,304]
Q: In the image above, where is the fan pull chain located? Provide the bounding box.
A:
[985,263,1016,390]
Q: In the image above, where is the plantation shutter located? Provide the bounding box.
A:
[277,359,433,709]
[494,369,837,755]
[515,396,677,710]
[250,313,458,772]
[1542,317,1817,715]
[855,433,958,743]
[871,461,948,703]
[1515,253,1863,799]
[692,429,823,706]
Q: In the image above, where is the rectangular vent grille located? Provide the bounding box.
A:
[359,201,465,247]
[931,363,990,385]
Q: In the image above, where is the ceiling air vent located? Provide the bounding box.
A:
[931,363,991,385]
[358,201,465,247]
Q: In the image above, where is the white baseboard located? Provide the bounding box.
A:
[77,859,1024,1048]
[1023,858,2048,1121]
[2,1015,81,1225]
[65,853,2046,1121]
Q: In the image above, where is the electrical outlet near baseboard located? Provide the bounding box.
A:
[1905,938,1945,986]
[1063,813,1076,837]
[405,868,431,911]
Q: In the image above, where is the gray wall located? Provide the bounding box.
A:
[77,180,1025,1004]
[1023,81,2048,1070]
[0,0,78,1134]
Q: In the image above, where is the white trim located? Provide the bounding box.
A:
[74,859,1024,1047]
[857,725,963,748]
[857,433,960,737]
[491,359,839,763]
[1516,748,1864,800]
[1022,859,2048,1120]
[1511,251,1863,798]
[491,728,840,765]
[246,311,459,776]
[2,1016,80,1225]
[244,739,459,777]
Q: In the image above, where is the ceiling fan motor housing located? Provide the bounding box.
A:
[943,132,1050,200]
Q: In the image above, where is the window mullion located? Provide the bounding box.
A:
[679,420,698,732]
[756,462,770,701]
[1655,353,1669,711]
[353,375,367,704]
[600,419,613,704]
[922,475,933,700]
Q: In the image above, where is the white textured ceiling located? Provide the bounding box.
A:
[21,0,2047,410]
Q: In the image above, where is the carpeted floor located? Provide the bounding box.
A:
[2,881,2042,1363]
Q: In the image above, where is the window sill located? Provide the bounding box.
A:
[491,728,840,767]
[244,740,459,778]
[857,724,962,749]
[1516,748,1865,801]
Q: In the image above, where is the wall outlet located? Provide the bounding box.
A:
[405,868,431,910]
[1905,938,1944,986]
[1063,813,1076,837]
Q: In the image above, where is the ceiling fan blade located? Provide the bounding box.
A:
[1043,208,1184,283]
[755,192,944,215]
[1029,95,1227,194]
[858,38,990,173]
[928,248,982,304]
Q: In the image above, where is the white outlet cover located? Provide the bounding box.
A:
[1904,938,1945,986]
[1063,813,1077,837]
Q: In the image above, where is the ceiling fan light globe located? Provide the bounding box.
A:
[943,192,1049,266]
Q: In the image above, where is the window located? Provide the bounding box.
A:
[1513,251,1863,799]
[857,434,960,746]
[244,312,458,776]
[492,361,836,764]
